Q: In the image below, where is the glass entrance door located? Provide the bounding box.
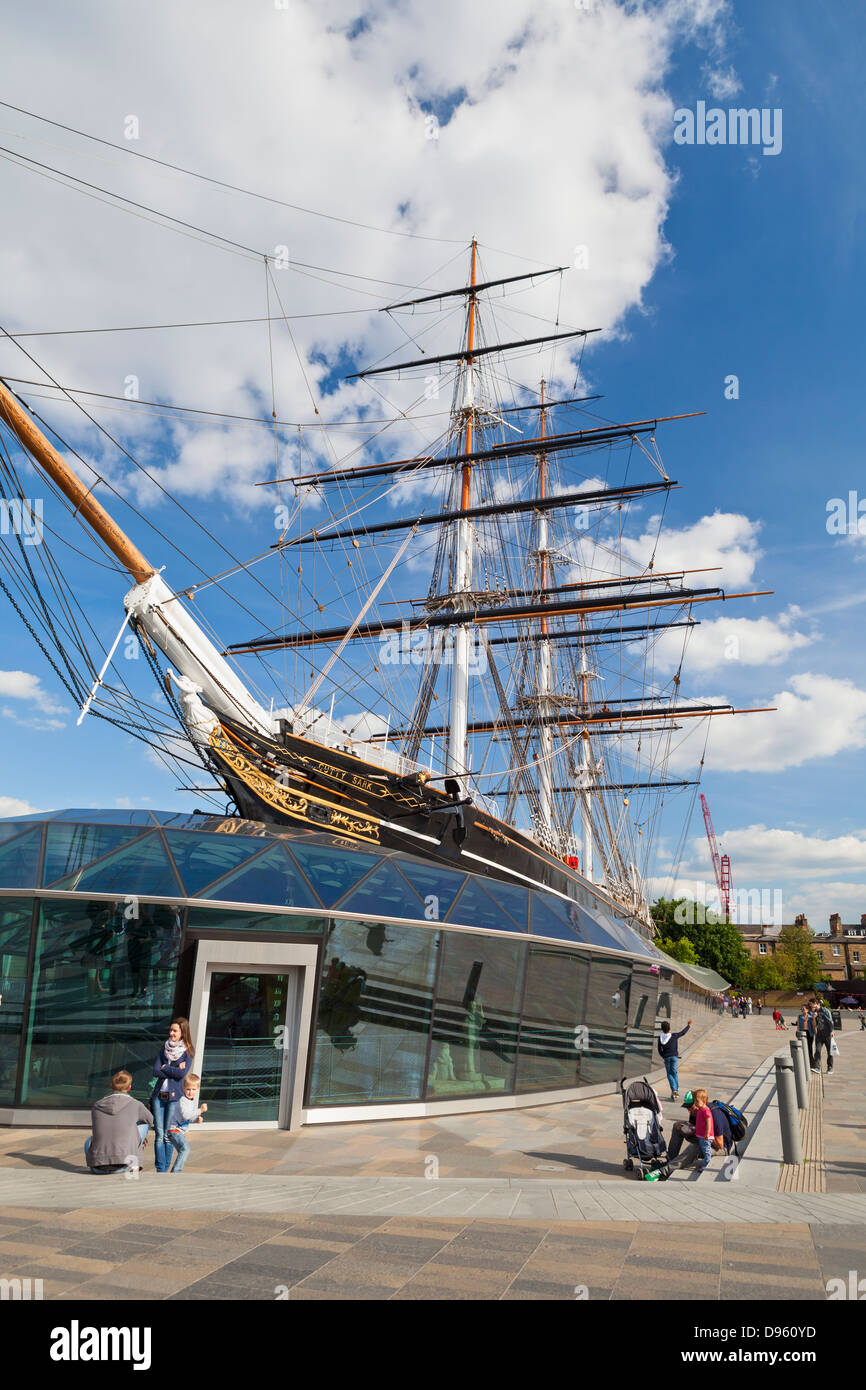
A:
[203,971,290,1122]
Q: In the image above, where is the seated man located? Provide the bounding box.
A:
[85,1069,152,1174]
[668,1089,733,1169]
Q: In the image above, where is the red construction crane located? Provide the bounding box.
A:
[700,793,733,920]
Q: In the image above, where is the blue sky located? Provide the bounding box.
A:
[1,0,865,926]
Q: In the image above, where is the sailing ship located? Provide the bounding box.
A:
[0,240,770,932]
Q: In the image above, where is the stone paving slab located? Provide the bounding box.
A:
[0,1206,863,1300]
[4,1168,866,1222]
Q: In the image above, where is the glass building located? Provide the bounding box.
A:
[0,810,726,1127]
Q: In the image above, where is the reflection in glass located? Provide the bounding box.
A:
[579,954,629,1084]
[186,907,325,936]
[203,972,288,1121]
[309,917,436,1104]
[335,860,424,919]
[0,898,33,1103]
[42,824,149,886]
[52,832,181,897]
[290,840,381,907]
[21,899,181,1106]
[0,828,43,889]
[164,829,270,896]
[203,843,318,908]
[515,946,589,1092]
[623,963,660,1077]
[448,878,523,933]
[426,932,524,1098]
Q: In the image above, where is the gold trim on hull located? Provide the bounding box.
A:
[209,726,381,844]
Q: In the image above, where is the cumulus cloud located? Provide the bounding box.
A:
[0,795,40,817]
[0,0,735,508]
[650,609,813,674]
[0,668,68,729]
[664,673,866,773]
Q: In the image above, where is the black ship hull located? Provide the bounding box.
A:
[205,716,606,911]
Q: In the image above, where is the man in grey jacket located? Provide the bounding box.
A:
[86,1070,152,1174]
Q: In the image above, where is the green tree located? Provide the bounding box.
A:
[657,935,699,965]
[774,922,824,990]
[650,899,750,984]
[743,955,785,992]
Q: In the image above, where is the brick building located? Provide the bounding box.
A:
[737,913,866,982]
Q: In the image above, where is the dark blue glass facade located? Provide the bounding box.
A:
[0,812,723,1116]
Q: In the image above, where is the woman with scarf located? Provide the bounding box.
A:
[656,1017,692,1101]
[151,1017,194,1173]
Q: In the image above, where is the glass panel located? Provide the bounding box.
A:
[0,820,39,845]
[52,809,158,825]
[309,917,436,1104]
[335,861,423,918]
[289,841,381,908]
[579,954,629,1085]
[483,879,529,930]
[0,898,34,1103]
[531,894,585,942]
[515,946,589,1093]
[623,963,660,1077]
[447,877,523,933]
[186,906,324,936]
[21,899,182,1107]
[52,832,182,897]
[42,824,148,885]
[0,828,42,889]
[426,931,524,1098]
[163,829,272,896]
[202,843,318,908]
[202,972,289,1121]
[397,860,466,920]
[574,903,625,950]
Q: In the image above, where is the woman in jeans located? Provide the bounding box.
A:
[151,1017,194,1173]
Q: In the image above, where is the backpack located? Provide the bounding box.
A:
[711,1100,748,1142]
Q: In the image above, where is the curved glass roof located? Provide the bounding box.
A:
[0,809,725,987]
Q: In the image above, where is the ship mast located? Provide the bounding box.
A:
[447,238,478,787]
[535,381,555,839]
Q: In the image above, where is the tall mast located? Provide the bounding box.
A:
[535,381,554,839]
[578,615,594,882]
[447,238,478,785]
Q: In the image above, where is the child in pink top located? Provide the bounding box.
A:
[693,1088,714,1171]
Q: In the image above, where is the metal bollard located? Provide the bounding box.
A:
[775,1054,803,1164]
[790,1038,809,1109]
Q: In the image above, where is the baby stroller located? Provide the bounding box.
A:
[621,1078,671,1181]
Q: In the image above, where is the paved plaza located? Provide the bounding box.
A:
[1,1014,864,1299]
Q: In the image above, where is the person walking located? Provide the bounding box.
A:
[813,1003,835,1075]
[657,1017,693,1101]
[798,1002,815,1069]
[151,1017,195,1173]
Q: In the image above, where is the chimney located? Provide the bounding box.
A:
[829,913,842,937]
[794,913,807,929]
[861,913,866,930]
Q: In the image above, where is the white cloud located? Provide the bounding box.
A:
[0,0,735,508]
[651,610,813,674]
[702,63,742,100]
[0,669,67,729]
[666,673,866,773]
[0,795,40,817]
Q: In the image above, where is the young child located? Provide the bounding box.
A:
[167,1074,207,1174]
[692,1088,714,1172]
